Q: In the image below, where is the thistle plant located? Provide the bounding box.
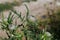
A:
[0,4,53,40]
[11,4,53,40]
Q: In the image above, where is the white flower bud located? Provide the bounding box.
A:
[4,18,7,21]
[11,34,14,37]
[9,24,16,30]
[45,32,51,37]
[29,15,36,22]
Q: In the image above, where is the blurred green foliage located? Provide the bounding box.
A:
[0,0,37,12]
[47,9,60,40]
[0,2,20,12]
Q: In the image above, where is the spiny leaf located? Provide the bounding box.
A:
[1,12,4,21]
[7,12,12,23]
[11,10,23,21]
[24,4,29,21]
